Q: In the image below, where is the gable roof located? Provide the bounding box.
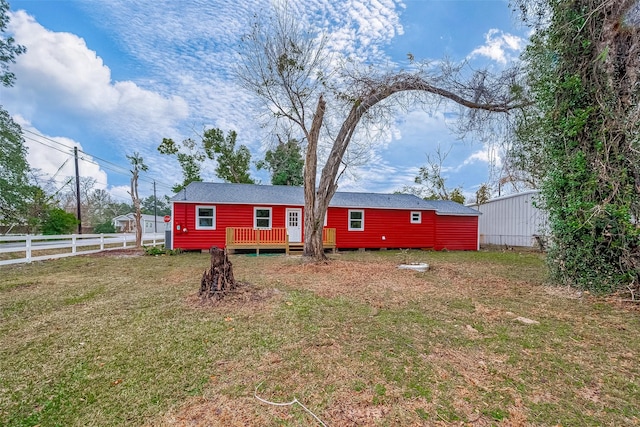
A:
[427,200,483,216]
[171,182,479,216]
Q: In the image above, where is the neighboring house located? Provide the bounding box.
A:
[169,182,480,252]
[112,213,165,234]
[467,190,549,248]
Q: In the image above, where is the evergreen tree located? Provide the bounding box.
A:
[0,0,28,226]
[256,138,304,186]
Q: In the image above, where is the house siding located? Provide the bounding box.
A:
[434,215,478,250]
[327,207,436,249]
[171,200,478,251]
[172,202,301,250]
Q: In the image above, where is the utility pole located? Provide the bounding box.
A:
[74,146,82,234]
[153,180,157,233]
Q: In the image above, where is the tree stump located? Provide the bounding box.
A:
[199,246,237,301]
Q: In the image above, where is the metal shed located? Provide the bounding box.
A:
[468,190,549,248]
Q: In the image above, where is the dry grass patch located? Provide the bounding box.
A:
[1,249,639,426]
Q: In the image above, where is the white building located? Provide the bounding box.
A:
[467,190,549,248]
[112,213,167,234]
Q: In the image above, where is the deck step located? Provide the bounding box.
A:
[288,243,304,255]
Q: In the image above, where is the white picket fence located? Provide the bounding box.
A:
[0,233,165,266]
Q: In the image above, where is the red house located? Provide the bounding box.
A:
[169,182,480,252]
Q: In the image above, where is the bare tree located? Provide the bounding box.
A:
[399,145,466,203]
[127,152,148,248]
[236,3,528,260]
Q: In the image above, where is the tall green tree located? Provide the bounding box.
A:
[141,195,170,216]
[23,185,55,234]
[512,0,640,293]
[474,184,491,205]
[256,137,304,186]
[202,128,255,184]
[0,0,25,87]
[0,109,30,226]
[158,137,204,193]
[0,0,28,227]
[159,128,255,192]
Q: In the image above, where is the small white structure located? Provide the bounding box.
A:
[112,213,166,234]
[468,190,549,248]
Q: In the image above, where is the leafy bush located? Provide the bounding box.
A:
[143,245,182,256]
[41,208,78,235]
[94,221,116,234]
[515,0,640,294]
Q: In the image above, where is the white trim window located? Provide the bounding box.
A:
[195,205,216,230]
[348,209,364,231]
[254,207,272,229]
[411,211,422,224]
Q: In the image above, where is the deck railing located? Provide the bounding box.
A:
[323,227,336,248]
[226,227,288,245]
[225,227,336,255]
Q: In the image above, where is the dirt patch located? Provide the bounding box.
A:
[150,395,274,427]
[88,248,145,258]
[185,282,283,310]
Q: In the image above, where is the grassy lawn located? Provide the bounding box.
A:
[1,249,639,426]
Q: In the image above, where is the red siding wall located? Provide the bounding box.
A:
[172,202,300,250]
[434,215,478,251]
[326,207,436,249]
[172,202,478,251]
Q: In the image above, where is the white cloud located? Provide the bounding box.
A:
[338,157,416,194]
[462,143,503,169]
[14,116,109,192]
[6,10,189,148]
[108,185,132,204]
[8,1,507,199]
[468,29,524,64]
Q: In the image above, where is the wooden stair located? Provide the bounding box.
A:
[288,243,304,255]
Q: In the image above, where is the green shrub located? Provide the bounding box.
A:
[143,245,182,256]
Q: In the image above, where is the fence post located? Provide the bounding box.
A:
[26,235,32,263]
[72,234,77,254]
[123,235,127,248]
[100,234,104,251]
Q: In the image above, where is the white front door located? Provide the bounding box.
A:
[286,208,302,243]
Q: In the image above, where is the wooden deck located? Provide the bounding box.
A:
[225,227,336,255]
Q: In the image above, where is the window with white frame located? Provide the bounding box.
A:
[254,207,272,229]
[411,211,422,224]
[348,209,364,231]
[196,206,216,230]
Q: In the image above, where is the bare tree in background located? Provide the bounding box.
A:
[127,152,148,248]
[399,145,466,204]
[236,2,529,260]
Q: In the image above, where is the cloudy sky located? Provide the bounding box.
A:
[1,0,527,204]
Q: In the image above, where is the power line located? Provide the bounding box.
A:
[23,134,74,157]
[22,129,176,192]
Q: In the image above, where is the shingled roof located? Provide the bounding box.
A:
[171,182,480,216]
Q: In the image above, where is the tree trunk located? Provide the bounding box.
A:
[199,246,237,301]
[303,95,326,259]
[134,204,142,248]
